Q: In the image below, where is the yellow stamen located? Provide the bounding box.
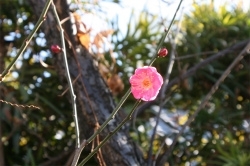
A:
[142,78,152,89]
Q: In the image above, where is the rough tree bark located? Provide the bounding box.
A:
[28,0,145,165]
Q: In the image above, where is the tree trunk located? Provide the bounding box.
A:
[28,0,145,165]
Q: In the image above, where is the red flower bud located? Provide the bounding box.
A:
[158,48,168,57]
[50,45,61,54]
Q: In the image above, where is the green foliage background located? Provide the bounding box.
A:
[0,0,249,165]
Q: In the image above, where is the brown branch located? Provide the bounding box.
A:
[71,140,87,166]
[0,99,40,110]
[165,39,250,92]
[157,41,250,166]
[134,39,250,116]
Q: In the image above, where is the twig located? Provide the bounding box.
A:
[0,0,52,82]
[165,39,250,92]
[78,100,142,166]
[135,39,250,116]
[58,73,81,97]
[59,12,102,162]
[147,41,176,165]
[147,1,183,165]
[51,2,80,148]
[157,42,250,166]
[174,51,217,60]
[148,0,183,66]
[82,88,131,148]
[0,99,40,110]
[75,0,183,163]
[71,140,87,166]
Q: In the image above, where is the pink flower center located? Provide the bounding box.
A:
[142,78,152,89]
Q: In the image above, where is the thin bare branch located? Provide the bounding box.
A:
[71,140,87,166]
[78,100,142,166]
[165,39,250,92]
[0,99,40,110]
[0,0,52,82]
[51,2,80,148]
[157,41,250,166]
[135,39,250,116]
[147,12,183,165]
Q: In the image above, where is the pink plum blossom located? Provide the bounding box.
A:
[129,66,163,101]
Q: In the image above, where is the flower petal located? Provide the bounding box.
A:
[130,66,163,101]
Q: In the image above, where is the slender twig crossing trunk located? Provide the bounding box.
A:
[28,0,145,165]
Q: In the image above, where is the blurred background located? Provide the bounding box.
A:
[0,0,250,165]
